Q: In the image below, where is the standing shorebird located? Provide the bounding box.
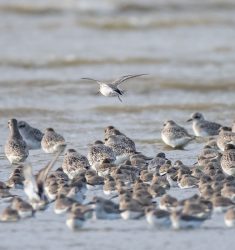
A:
[18,121,43,150]
[41,128,66,154]
[221,144,235,176]
[81,74,147,102]
[89,196,121,220]
[161,120,195,149]
[5,119,29,164]
[217,127,235,151]
[87,140,116,170]
[104,134,137,164]
[170,210,208,229]
[62,149,90,179]
[187,112,222,137]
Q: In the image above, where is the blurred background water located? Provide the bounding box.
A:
[0,0,235,249]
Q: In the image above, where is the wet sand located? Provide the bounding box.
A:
[0,0,235,249]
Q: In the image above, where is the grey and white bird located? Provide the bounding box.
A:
[5,118,29,164]
[104,125,125,139]
[6,165,24,189]
[104,134,136,164]
[147,152,168,173]
[54,196,76,215]
[221,144,235,176]
[87,140,116,170]
[89,196,121,220]
[145,207,171,228]
[187,112,222,137]
[170,210,208,229]
[18,121,43,150]
[41,128,66,154]
[0,207,20,222]
[217,127,235,151]
[211,195,235,213]
[119,196,145,220]
[66,205,93,231]
[161,120,194,149]
[62,149,90,179]
[85,170,104,190]
[82,74,147,102]
[11,196,34,219]
[159,194,178,211]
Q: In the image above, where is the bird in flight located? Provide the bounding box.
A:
[81,74,147,102]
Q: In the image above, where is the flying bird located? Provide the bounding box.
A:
[81,74,147,102]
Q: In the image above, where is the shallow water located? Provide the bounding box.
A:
[0,0,235,249]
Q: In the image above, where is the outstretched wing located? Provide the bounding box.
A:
[23,163,40,202]
[112,74,148,87]
[36,144,66,197]
[81,77,103,85]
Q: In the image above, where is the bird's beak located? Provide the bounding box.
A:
[186,118,192,122]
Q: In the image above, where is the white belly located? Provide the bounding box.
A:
[225,219,235,228]
[193,123,209,137]
[66,218,84,231]
[161,133,191,148]
[121,210,142,220]
[100,85,117,97]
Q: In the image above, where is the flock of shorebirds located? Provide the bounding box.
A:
[1,75,235,231]
[1,112,235,231]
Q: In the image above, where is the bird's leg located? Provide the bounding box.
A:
[117,95,123,102]
[119,89,125,95]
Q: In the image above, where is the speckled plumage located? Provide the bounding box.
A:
[97,159,117,177]
[87,141,116,168]
[217,127,235,151]
[221,144,235,176]
[148,153,168,173]
[104,134,136,162]
[104,125,125,139]
[41,128,66,153]
[6,164,24,189]
[5,119,29,164]
[161,120,194,148]
[62,149,90,179]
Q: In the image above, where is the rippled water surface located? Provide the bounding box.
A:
[0,0,235,249]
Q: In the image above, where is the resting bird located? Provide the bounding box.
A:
[161,120,195,149]
[187,112,221,137]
